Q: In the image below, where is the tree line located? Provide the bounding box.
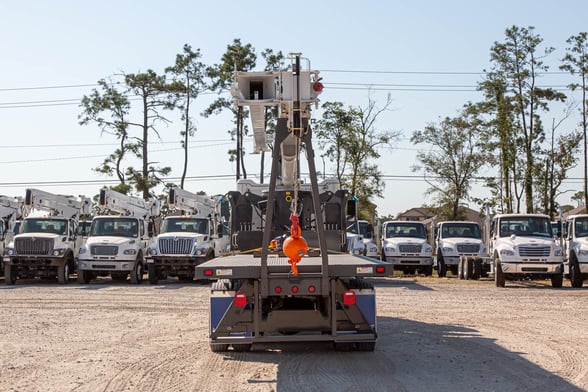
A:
[79,26,588,223]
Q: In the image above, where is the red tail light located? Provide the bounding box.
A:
[291,286,299,294]
[343,290,356,305]
[308,285,316,293]
[376,266,385,273]
[234,292,247,307]
[204,269,213,276]
[274,286,282,294]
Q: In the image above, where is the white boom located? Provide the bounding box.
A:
[24,188,91,220]
[98,188,161,218]
[168,187,218,217]
[0,196,24,233]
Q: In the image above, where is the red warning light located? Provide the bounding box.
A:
[234,292,247,307]
[343,290,356,305]
[291,286,299,294]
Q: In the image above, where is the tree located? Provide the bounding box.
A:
[488,25,566,213]
[79,78,136,195]
[411,106,489,221]
[80,70,183,199]
[314,94,398,221]
[165,44,208,189]
[561,32,588,209]
[204,39,257,180]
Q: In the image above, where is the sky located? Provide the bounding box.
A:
[1,1,588,218]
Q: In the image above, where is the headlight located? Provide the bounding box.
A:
[52,249,66,257]
[500,249,516,256]
[442,246,455,253]
[123,249,137,255]
[147,248,158,256]
[385,246,396,253]
[423,245,433,253]
[194,248,205,256]
[4,248,15,256]
[554,247,563,256]
[79,247,87,255]
[578,249,588,256]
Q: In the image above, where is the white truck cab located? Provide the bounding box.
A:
[562,214,588,288]
[434,221,487,277]
[380,221,433,276]
[490,213,564,287]
[346,219,378,258]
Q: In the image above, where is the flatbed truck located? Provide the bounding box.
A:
[195,53,391,352]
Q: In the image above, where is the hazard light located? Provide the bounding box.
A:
[203,269,213,276]
[343,290,356,305]
[234,292,247,307]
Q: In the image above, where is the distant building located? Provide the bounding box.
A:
[395,207,434,222]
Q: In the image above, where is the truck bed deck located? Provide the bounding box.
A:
[196,253,391,280]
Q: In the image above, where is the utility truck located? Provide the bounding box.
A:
[3,189,91,284]
[433,221,488,278]
[0,196,24,257]
[146,187,230,284]
[346,219,378,258]
[195,53,392,352]
[77,188,160,284]
[558,214,588,288]
[380,221,433,276]
[490,213,564,288]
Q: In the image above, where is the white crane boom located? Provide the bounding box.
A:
[168,187,217,217]
[0,196,24,233]
[24,188,91,220]
[98,188,160,218]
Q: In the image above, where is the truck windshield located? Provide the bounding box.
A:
[498,217,551,238]
[21,218,68,235]
[441,223,481,239]
[161,218,209,235]
[575,217,588,238]
[90,217,138,237]
[385,222,426,239]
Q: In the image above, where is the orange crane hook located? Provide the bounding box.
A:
[282,214,308,276]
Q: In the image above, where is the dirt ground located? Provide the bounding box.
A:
[1,274,588,392]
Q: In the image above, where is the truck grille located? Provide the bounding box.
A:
[519,246,551,257]
[159,237,194,255]
[90,245,119,256]
[15,237,53,255]
[399,244,422,253]
[457,244,480,253]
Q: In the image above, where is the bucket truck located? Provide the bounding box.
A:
[0,196,24,267]
[76,188,160,284]
[194,53,392,352]
[3,189,91,284]
[145,187,230,284]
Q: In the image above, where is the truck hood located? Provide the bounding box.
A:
[501,235,554,247]
[384,237,427,246]
[86,236,137,246]
[158,232,208,242]
[442,237,483,246]
[14,232,62,241]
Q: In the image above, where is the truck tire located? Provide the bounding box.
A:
[570,258,584,288]
[472,258,482,280]
[4,264,16,285]
[148,264,159,285]
[551,273,563,288]
[463,257,472,280]
[457,257,464,280]
[422,265,433,276]
[77,270,92,284]
[58,263,69,284]
[130,259,143,284]
[210,343,230,353]
[495,258,505,288]
[346,278,374,290]
[437,255,447,278]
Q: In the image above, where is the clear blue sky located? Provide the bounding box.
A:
[1,1,587,217]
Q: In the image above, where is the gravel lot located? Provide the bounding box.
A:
[1,274,587,392]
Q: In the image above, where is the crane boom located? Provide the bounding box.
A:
[168,187,218,217]
[98,188,160,218]
[24,188,91,220]
[0,196,24,234]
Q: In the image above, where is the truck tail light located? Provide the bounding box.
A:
[308,285,316,293]
[376,266,385,274]
[343,290,356,305]
[234,292,247,307]
[274,286,282,294]
[203,269,213,276]
[291,286,299,294]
